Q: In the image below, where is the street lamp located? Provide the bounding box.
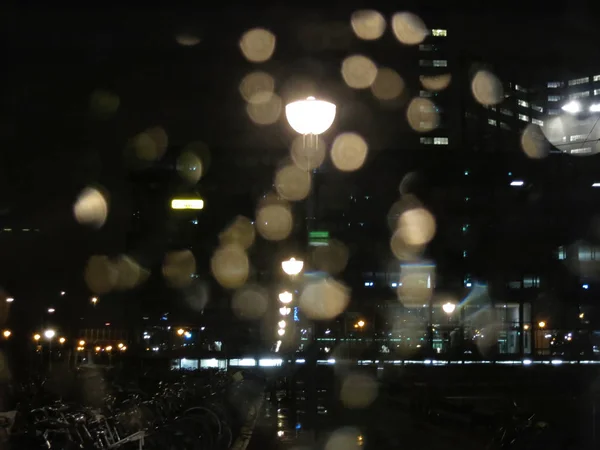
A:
[58,337,66,344]
[79,340,85,346]
[561,100,582,114]
[278,291,293,304]
[91,297,98,305]
[442,302,456,314]
[278,320,287,329]
[44,329,55,339]
[177,328,185,336]
[282,258,303,276]
[117,343,124,349]
[6,297,13,303]
[47,308,56,314]
[538,321,546,329]
[2,330,11,338]
[279,306,291,316]
[106,345,113,351]
[33,333,41,342]
[277,329,286,336]
[285,96,336,135]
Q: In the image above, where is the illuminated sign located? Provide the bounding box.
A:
[294,307,300,322]
[171,199,204,210]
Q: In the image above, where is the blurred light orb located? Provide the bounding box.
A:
[232,285,268,320]
[398,207,436,246]
[211,244,250,289]
[290,134,327,171]
[420,74,451,91]
[130,126,169,162]
[275,164,312,201]
[341,55,378,89]
[176,148,204,185]
[406,98,439,132]
[442,302,456,314]
[84,255,118,294]
[340,373,378,409]
[176,33,201,46]
[299,279,350,320]
[256,196,293,241]
[391,12,428,45]
[390,230,425,261]
[239,28,276,63]
[114,255,148,290]
[471,70,504,106]
[246,93,282,125]
[282,258,303,276]
[521,123,550,159]
[74,187,109,229]
[89,89,120,118]
[219,215,256,250]
[331,132,368,172]
[351,10,386,40]
[371,67,405,101]
[325,427,363,450]
[285,97,336,135]
[162,250,196,288]
[312,239,349,275]
[240,71,276,103]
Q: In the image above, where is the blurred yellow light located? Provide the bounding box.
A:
[106,345,113,351]
[523,324,530,330]
[58,337,66,344]
[121,345,127,351]
[3,330,11,338]
[33,334,41,341]
[357,320,365,328]
[95,346,101,352]
[177,328,185,336]
[538,321,546,328]
[79,340,85,346]
[171,199,204,210]
[117,342,124,348]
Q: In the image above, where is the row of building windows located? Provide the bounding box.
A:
[487,118,542,127]
[419,59,448,67]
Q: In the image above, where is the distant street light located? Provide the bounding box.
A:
[47,308,56,314]
[117,343,124,349]
[285,96,337,135]
[282,258,304,276]
[91,297,98,305]
[33,334,41,342]
[6,297,13,303]
[177,328,185,336]
[79,340,85,346]
[279,306,291,316]
[442,302,456,314]
[523,324,530,330]
[538,321,546,329]
[277,329,286,337]
[278,291,293,304]
[95,346,101,352]
[278,320,287,329]
[120,345,127,351]
[561,100,582,114]
[106,345,113,351]
[44,329,55,339]
[2,330,11,338]
[58,337,66,344]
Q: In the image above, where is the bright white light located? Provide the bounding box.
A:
[593,183,600,187]
[583,284,589,290]
[442,302,456,314]
[523,359,532,366]
[47,308,56,314]
[278,320,286,328]
[278,291,293,304]
[44,329,56,339]
[510,180,524,186]
[285,97,336,135]
[590,104,600,113]
[281,258,303,276]
[277,328,286,336]
[6,298,13,303]
[279,306,291,316]
[562,100,581,114]
[259,358,283,367]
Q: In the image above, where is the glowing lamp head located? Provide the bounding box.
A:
[278,291,293,304]
[442,302,456,314]
[282,258,303,276]
[44,329,56,339]
[285,97,336,135]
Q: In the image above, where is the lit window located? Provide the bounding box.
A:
[433,137,448,145]
[462,250,468,258]
[433,59,447,67]
[420,90,432,98]
[419,60,432,67]
[557,246,566,260]
[594,75,600,82]
[500,122,510,130]
[364,281,374,287]
[578,245,597,261]
[547,81,562,88]
[518,114,529,122]
[531,104,543,112]
[419,137,433,144]
[515,84,527,92]
[523,276,540,288]
[532,118,544,126]
[517,99,529,107]
[431,29,447,37]
[570,134,588,141]
[569,91,590,99]
[594,89,600,96]
[570,147,592,154]
[488,119,497,126]
[568,77,589,86]
[548,95,561,102]
[500,108,513,116]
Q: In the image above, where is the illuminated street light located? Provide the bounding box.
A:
[44,329,56,339]
[106,345,113,351]
[33,334,41,341]
[277,329,286,337]
[120,345,127,351]
[58,337,66,344]
[281,258,304,276]
[278,320,286,329]
[117,343,124,349]
[523,324,530,330]
[177,328,185,336]
[47,308,56,314]
[3,330,11,338]
[442,302,456,314]
[79,340,85,346]
[91,297,98,305]
[6,297,13,303]
[95,346,101,352]
[278,291,293,304]
[538,321,546,329]
[285,96,336,135]
[357,320,365,328]
[279,306,291,316]
[561,100,581,114]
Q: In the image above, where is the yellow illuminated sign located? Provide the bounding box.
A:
[171,199,204,210]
